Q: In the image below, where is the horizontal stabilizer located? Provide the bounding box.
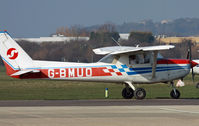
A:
[11,69,40,76]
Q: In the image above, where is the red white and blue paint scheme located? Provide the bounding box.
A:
[0,31,197,99]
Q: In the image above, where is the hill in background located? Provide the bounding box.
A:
[86,18,199,37]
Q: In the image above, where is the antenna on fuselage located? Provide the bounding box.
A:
[111,37,121,46]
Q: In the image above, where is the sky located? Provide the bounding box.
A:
[1,0,199,37]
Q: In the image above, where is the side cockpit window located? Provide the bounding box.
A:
[99,55,120,64]
[129,53,151,65]
[129,55,137,64]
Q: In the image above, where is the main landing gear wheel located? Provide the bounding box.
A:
[134,88,146,100]
[170,89,180,99]
[196,83,199,88]
[122,88,134,99]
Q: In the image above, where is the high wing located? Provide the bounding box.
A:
[93,45,175,55]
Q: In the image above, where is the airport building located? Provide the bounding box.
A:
[157,36,199,44]
[14,34,89,43]
[14,33,130,43]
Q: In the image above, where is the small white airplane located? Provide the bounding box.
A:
[192,60,199,74]
[191,60,199,88]
[0,31,197,99]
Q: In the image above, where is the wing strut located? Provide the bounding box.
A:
[152,51,158,79]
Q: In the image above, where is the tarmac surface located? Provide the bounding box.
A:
[0,99,199,126]
[0,99,199,106]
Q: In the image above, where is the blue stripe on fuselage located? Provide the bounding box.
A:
[126,65,189,75]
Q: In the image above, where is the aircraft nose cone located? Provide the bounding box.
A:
[191,60,198,68]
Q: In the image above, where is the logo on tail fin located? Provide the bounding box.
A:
[7,48,18,60]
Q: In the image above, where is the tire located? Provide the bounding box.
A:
[122,88,134,99]
[134,88,146,100]
[170,89,180,99]
[196,83,199,89]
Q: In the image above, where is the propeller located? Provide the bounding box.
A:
[187,41,195,82]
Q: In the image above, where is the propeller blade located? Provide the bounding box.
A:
[186,49,190,59]
[188,41,192,60]
[192,68,194,82]
[188,41,194,82]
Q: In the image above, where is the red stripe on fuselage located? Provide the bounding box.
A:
[41,67,112,79]
[92,67,112,76]
[157,59,190,64]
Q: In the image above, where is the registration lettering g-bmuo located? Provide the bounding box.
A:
[48,68,92,78]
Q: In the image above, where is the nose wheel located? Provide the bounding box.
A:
[170,81,181,99]
[170,89,180,99]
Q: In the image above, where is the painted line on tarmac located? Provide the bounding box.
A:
[160,107,199,114]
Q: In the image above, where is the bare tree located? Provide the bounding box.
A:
[56,25,89,37]
[98,23,116,33]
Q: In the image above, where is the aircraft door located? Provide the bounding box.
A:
[129,53,152,79]
[154,53,170,81]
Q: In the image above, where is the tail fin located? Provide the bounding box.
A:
[0,31,34,76]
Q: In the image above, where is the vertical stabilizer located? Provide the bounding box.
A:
[0,31,33,75]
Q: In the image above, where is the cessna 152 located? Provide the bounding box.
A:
[0,31,197,99]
